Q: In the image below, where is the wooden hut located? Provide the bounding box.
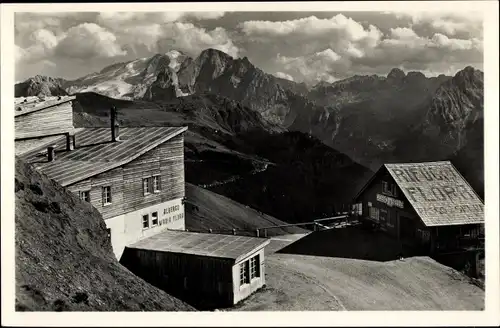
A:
[120,230,270,310]
[353,161,484,255]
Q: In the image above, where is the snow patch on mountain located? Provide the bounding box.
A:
[65,52,191,99]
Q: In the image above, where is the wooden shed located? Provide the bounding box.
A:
[353,161,484,255]
[120,230,270,310]
[14,96,77,156]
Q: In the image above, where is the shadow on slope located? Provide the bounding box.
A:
[185,183,307,236]
[277,226,424,262]
[15,157,194,311]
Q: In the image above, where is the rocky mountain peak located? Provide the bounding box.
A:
[387,68,406,80]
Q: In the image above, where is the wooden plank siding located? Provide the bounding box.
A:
[120,247,235,309]
[15,101,75,139]
[66,134,185,220]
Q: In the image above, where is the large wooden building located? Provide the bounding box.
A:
[15,96,188,260]
[120,230,270,309]
[353,161,484,254]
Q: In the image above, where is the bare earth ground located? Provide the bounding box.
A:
[187,185,484,311]
[227,236,484,311]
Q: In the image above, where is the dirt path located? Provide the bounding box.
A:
[228,233,484,311]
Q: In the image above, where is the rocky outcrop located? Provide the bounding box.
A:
[15,75,68,97]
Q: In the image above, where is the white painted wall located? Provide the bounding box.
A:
[105,197,185,260]
[231,248,266,305]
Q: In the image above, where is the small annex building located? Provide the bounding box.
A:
[120,230,270,310]
[353,161,484,254]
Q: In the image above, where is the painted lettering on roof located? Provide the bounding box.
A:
[385,161,484,227]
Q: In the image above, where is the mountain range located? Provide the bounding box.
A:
[15,48,484,200]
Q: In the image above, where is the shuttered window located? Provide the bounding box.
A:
[240,261,250,286]
[369,207,379,221]
[153,175,161,192]
[79,190,90,202]
[102,186,112,205]
[143,178,151,196]
[151,212,158,226]
[250,255,260,279]
[142,214,149,229]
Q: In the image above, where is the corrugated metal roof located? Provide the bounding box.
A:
[24,126,187,187]
[384,161,484,227]
[127,230,270,262]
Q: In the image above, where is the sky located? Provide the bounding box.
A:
[14,11,483,85]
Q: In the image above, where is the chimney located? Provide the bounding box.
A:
[65,133,74,151]
[47,146,55,162]
[110,106,120,142]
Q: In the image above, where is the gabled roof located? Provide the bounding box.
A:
[126,230,270,263]
[14,96,76,117]
[354,161,484,227]
[23,126,187,187]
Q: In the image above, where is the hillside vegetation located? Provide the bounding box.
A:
[15,158,194,311]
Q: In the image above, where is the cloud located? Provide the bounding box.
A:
[236,13,482,84]
[276,49,350,84]
[96,11,225,29]
[274,72,294,81]
[54,23,126,59]
[156,23,239,58]
[14,11,483,83]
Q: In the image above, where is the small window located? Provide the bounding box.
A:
[102,186,112,205]
[250,255,260,279]
[142,214,149,229]
[106,228,111,238]
[382,181,390,194]
[143,178,151,196]
[240,261,249,286]
[151,212,158,226]
[152,175,161,192]
[369,207,380,221]
[391,184,398,197]
[79,190,90,202]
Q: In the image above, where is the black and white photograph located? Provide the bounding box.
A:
[1,1,499,326]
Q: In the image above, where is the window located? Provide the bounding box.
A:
[369,207,380,222]
[153,175,161,192]
[151,212,158,226]
[142,214,149,229]
[106,228,111,238]
[391,185,398,197]
[102,186,112,205]
[143,178,151,196]
[250,255,260,279]
[382,181,390,194]
[240,261,249,286]
[386,210,394,227]
[79,190,90,202]
[383,181,398,197]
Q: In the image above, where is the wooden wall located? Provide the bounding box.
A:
[120,248,235,309]
[15,102,74,139]
[66,134,185,220]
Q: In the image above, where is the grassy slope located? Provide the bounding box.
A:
[185,182,307,236]
[15,158,194,311]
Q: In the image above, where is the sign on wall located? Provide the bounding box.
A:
[376,193,404,209]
